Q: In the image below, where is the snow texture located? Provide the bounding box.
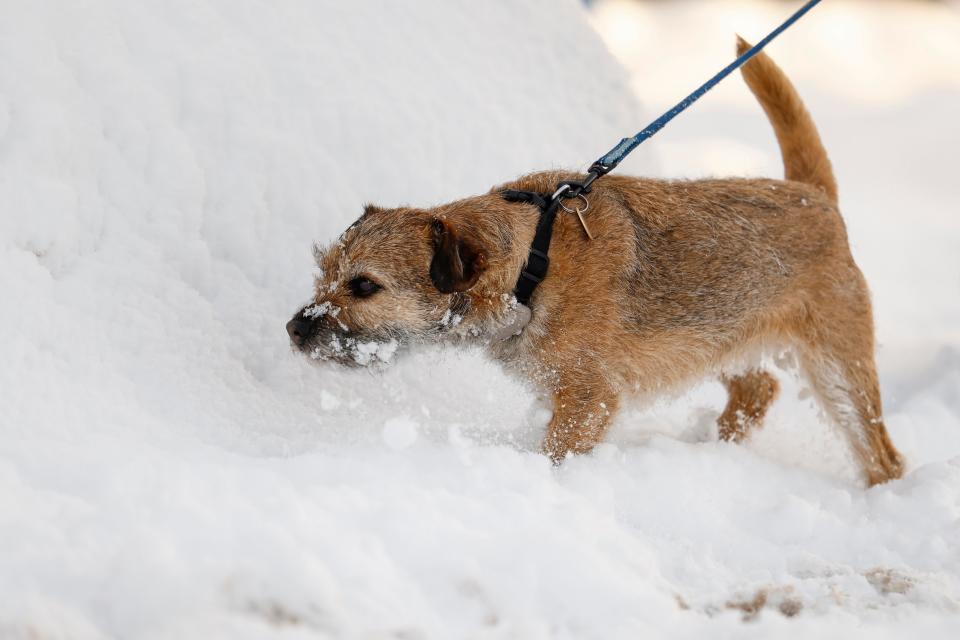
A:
[2,0,959,638]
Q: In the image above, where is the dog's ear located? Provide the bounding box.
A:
[429,218,487,293]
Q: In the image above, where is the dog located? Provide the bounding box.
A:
[287,37,904,486]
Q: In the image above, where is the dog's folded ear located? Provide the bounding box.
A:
[429,218,487,293]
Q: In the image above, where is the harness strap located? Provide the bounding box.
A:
[502,189,560,306]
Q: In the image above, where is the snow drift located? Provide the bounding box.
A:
[2,0,959,638]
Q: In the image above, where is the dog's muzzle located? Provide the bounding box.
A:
[286,305,399,368]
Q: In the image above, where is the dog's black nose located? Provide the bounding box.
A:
[286,316,313,347]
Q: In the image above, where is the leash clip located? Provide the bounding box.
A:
[553,169,600,200]
[551,171,598,240]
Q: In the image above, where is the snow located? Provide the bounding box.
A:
[1,0,959,638]
[381,417,419,451]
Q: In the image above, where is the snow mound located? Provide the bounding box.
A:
[2,0,959,638]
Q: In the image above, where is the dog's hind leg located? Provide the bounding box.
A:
[717,370,780,442]
[795,277,905,486]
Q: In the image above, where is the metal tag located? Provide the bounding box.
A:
[576,211,594,240]
[559,193,594,240]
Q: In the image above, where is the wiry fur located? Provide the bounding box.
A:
[288,38,904,486]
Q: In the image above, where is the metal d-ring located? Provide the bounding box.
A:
[558,193,589,216]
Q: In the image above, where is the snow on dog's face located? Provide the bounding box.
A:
[287,203,492,368]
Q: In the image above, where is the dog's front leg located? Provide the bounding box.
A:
[541,376,619,464]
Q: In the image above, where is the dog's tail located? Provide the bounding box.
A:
[737,36,838,203]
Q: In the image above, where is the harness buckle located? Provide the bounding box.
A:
[522,248,550,280]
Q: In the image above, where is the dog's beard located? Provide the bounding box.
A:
[292,291,527,369]
[301,329,405,370]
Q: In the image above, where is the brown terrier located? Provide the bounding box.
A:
[287,38,904,486]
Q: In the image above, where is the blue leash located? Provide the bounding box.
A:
[564,0,823,197]
[595,0,822,173]
[509,0,823,308]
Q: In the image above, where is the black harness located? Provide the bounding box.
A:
[503,170,601,306]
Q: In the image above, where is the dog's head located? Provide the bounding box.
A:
[287,198,514,367]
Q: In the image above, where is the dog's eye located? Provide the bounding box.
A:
[348,276,382,298]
